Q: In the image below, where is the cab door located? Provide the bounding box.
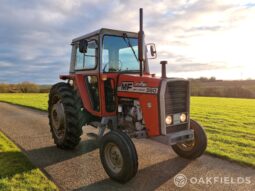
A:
[74,39,102,117]
[99,45,118,117]
[99,73,118,116]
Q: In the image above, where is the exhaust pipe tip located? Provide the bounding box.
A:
[160,60,168,78]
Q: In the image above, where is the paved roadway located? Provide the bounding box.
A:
[0,102,254,191]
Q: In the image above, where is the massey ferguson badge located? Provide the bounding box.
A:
[118,81,158,94]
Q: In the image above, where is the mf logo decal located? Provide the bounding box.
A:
[121,82,133,90]
[134,82,147,87]
[118,81,158,94]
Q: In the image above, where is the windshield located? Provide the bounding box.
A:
[102,35,139,73]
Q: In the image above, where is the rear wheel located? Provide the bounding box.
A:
[48,82,90,149]
[99,130,138,183]
[172,119,207,159]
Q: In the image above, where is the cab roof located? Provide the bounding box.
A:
[72,28,138,43]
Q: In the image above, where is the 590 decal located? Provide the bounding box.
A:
[118,81,158,94]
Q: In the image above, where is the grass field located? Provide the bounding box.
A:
[0,131,58,190]
[0,93,48,111]
[0,93,254,167]
[191,97,255,167]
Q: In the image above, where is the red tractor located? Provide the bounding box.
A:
[48,9,207,183]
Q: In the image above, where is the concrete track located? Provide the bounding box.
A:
[0,102,254,191]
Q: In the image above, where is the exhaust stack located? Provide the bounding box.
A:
[138,8,144,77]
[160,61,167,78]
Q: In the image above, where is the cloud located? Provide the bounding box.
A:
[0,0,254,83]
[0,61,14,68]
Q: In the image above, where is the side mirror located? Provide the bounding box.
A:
[146,43,157,59]
[79,39,88,53]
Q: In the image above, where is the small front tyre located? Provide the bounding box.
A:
[172,119,207,159]
[99,130,138,183]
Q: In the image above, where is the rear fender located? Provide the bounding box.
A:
[59,74,101,117]
[60,74,75,80]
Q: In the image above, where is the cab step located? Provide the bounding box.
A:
[86,132,98,139]
[88,121,105,128]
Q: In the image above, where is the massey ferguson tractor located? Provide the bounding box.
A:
[48,9,207,183]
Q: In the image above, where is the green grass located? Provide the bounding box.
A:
[191,97,255,167]
[0,94,254,167]
[0,93,48,111]
[0,131,58,190]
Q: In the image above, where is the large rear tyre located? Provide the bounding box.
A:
[48,82,90,149]
[172,119,207,159]
[99,130,138,183]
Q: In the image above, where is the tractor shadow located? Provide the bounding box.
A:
[25,139,99,168]
[75,156,190,191]
[0,151,35,178]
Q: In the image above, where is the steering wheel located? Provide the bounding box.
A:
[103,59,123,72]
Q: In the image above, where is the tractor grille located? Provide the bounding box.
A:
[164,80,189,133]
[165,81,189,115]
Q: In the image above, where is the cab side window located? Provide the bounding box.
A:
[75,41,97,70]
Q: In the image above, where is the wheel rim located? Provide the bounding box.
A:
[177,122,196,151]
[104,143,123,174]
[51,99,66,139]
[177,140,195,151]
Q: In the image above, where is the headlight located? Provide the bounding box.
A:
[165,115,172,125]
[180,113,187,122]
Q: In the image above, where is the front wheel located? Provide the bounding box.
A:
[99,130,138,183]
[172,119,207,159]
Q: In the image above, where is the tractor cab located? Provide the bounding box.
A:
[63,28,156,119]
[69,28,148,74]
[70,28,150,74]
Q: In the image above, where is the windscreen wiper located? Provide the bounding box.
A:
[122,33,139,61]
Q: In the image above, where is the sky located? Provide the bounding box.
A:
[0,0,254,84]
